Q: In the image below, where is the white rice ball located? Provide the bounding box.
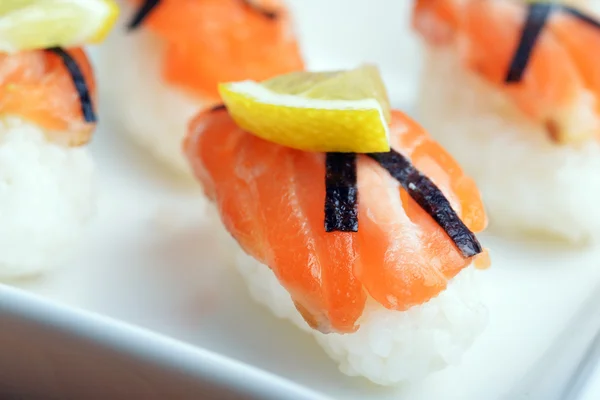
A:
[0,118,95,280]
[416,48,600,243]
[96,2,210,179]
[211,213,487,385]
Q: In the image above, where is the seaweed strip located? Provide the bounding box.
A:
[127,0,161,30]
[367,150,482,258]
[506,3,552,83]
[46,47,96,124]
[240,0,278,20]
[506,2,600,83]
[560,5,600,30]
[325,153,358,232]
[127,0,275,31]
[210,104,227,112]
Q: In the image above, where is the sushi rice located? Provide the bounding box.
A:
[97,4,205,178]
[210,210,488,385]
[416,48,600,242]
[0,118,94,279]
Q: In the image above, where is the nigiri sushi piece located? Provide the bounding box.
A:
[98,0,304,177]
[0,48,97,279]
[183,95,490,384]
[0,0,119,279]
[413,0,600,242]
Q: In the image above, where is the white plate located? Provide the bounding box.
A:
[3,1,600,399]
[0,284,329,400]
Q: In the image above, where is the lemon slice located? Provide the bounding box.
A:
[218,64,392,153]
[0,0,119,53]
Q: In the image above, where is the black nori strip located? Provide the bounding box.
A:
[210,104,227,112]
[127,0,161,31]
[560,5,600,30]
[240,0,278,20]
[506,3,600,84]
[325,153,358,232]
[127,0,276,31]
[367,150,482,258]
[506,3,552,83]
[46,47,96,124]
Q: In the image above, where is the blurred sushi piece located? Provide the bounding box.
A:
[0,49,97,279]
[97,0,304,178]
[0,0,122,279]
[413,0,600,242]
[183,67,490,384]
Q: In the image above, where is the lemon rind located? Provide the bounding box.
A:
[0,0,119,53]
[223,81,390,146]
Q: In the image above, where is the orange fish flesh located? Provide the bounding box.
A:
[413,0,600,144]
[0,48,96,146]
[129,0,304,100]
[184,108,487,334]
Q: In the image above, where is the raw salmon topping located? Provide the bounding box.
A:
[184,108,487,333]
[413,0,600,144]
[0,48,96,146]
[128,0,304,100]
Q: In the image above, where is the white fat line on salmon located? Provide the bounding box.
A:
[367,150,482,258]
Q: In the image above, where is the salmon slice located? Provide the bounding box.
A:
[354,113,484,310]
[413,0,600,144]
[548,12,600,116]
[130,0,304,100]
[184,109,486,333]
[0,48,96,146]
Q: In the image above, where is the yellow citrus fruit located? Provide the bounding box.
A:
[218,64,391,153]
[0,0,119,53]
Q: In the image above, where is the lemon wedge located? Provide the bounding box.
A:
[0,0,120,53]
[218,64,392,153]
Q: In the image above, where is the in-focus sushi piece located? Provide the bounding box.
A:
[98,0,304,177]
[184,66,490,385]
[413,0,600,242]
[0,0,119,279]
